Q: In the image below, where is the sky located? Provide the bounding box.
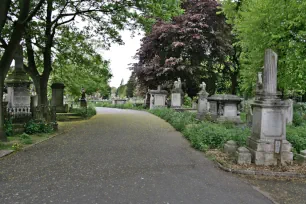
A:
[101,30,144,88]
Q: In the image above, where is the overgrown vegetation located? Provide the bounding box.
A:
[149,108,306,154]
[95,102,146,110]
[24,120,54,135]
[70,105,97,118]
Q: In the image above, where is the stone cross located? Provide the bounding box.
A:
[263,49,278,95]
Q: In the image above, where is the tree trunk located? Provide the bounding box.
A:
[0,75,6,141]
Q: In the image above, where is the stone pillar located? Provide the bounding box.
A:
[196,82,209,120]
[51,82,66,113]
[247,49,293,166]
[263,49,278,96]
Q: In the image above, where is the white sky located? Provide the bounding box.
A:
[101,30,143,88]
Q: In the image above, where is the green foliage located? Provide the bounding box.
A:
[222,0,306,95]
[24,120,54,135]
[71,105,97,118]
[287,125,306,154]
[183,94,192,108]
[99,102,146,110]
[293,103,306,126]
[149,108,249,151]
[4,119,13,136]
[12,143,22,151]
[19,133,33,145]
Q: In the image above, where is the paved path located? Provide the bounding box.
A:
[0,108,273,204]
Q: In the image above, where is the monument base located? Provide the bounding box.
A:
[247,137,293,166]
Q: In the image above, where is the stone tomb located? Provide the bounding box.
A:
[113,99,127,105]
[51,82,67,113]
[207,94,242,123]
[247,49,293,166]
[149,86,168,109]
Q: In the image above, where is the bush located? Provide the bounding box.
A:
[293,103,306,126]
[24,120,54,134]
[98,102,146,110]
[19,133,33,144]
[150,108,249,151]
[4,119,13,136]
[71,105,96,118]
[287,125,306,153]
[183,94,192,108]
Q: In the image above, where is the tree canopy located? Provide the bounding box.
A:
[133,0,233,96]
[222,0,306,96]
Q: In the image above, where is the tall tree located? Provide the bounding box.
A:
[222,0,306,96]
[23,0,183,120]
[133,0,233,96]
[0,0,44,141]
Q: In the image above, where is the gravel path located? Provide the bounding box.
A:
[0,108,273,204]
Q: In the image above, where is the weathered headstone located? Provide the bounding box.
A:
[236,147,251,165]
[149,85,168,109]
[224,140,238,156]
[247,49,293,166]
[285,99,293,124]
[51,82,66,113]
[196,82,210,119]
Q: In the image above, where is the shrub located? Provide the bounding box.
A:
[19,133,33,145]
[4,118,13,136]
[150,108,249,151]
[183,94,192,108]
[24,120,54,134]
[71,105,96,118]
[287,125,306,153]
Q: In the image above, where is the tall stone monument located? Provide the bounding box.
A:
[51,82,66,113]
[196,82,210,119]
[171,78,183,108]
[149,85,168,109]
[247,49,293,166]
[5,45,32,119]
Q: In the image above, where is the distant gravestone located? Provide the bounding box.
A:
[51,82,66,113]
[171,78,183,108]
[196,82,210,120]
[247,49,293,166]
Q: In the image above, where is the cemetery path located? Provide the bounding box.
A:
[0,108,273,204]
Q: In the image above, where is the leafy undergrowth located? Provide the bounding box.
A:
[70,105,97,118]
[150,108,306,154]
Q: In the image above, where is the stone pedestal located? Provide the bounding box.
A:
[247,49,293,166]
[149,86,168,109]
[51,82,66,113]
[208,94,242,123]
[171,78,183,108]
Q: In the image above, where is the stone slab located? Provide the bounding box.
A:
[0,150,14,158]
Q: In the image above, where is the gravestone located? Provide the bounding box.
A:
[5,45,32,120]
[51,82,67,113]
[171,78,183,108]
[196,82,210,119]
[207,94,242,123]
[285,99,293,124]
[247,49,293,166]
[149,86,168,109]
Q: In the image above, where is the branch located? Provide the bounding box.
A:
[0,0,11,36]
[22,0,45,24]
[51,14,77,39]
[0,37,7,48]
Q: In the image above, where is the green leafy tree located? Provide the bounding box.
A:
[0,0,44,141]
[222,0,306,96]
